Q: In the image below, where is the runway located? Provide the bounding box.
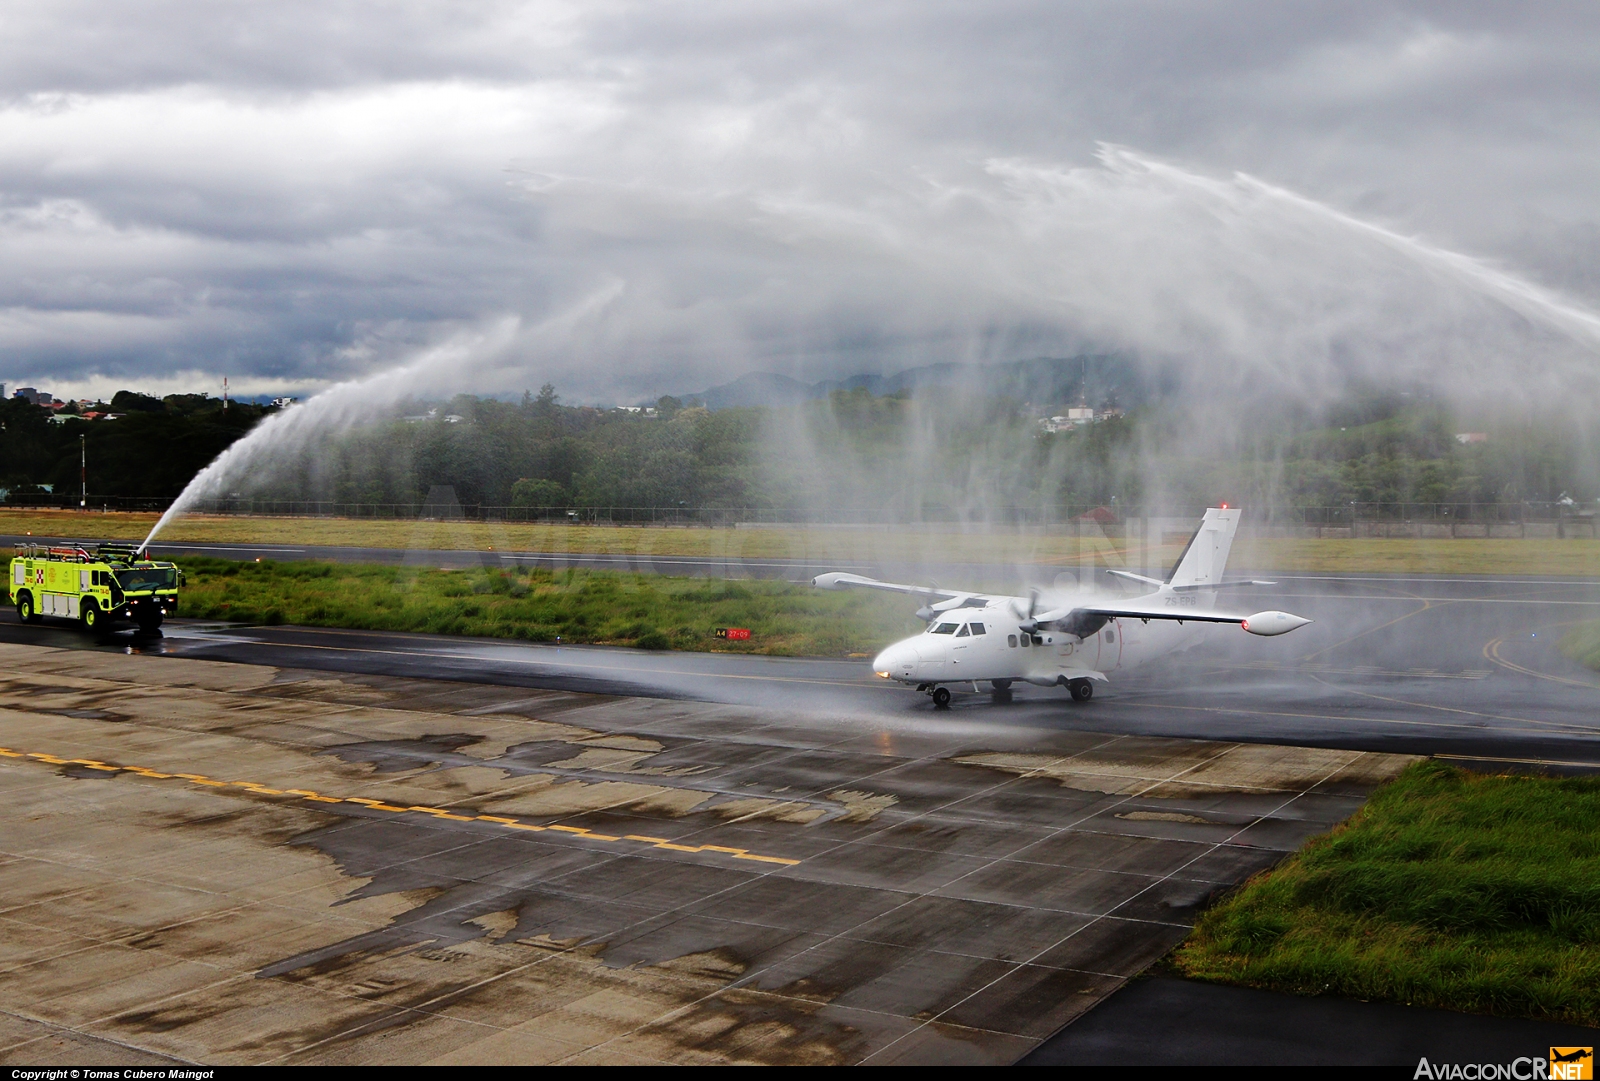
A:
[5,570,1597,766]
[1,570,1595,1064]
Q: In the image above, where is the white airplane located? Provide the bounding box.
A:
[813,507,1311,707]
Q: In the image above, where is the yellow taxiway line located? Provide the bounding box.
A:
[0,744,800,866]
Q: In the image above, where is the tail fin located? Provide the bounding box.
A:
[1166,507,1241,589]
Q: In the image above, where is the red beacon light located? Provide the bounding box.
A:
[1220,502,1229,509]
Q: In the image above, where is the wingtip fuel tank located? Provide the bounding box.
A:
[1241,611,1312,636]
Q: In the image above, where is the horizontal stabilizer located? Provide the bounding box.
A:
[1107,569,1164,587]
[1169,578,1277,593]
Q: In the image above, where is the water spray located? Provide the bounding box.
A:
[134,322,521,556]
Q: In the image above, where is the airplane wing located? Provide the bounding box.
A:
[1029,600,1311,638]
[810,572,996,610]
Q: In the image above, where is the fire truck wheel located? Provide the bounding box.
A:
[17,594,39,624]
[80,601,100,631]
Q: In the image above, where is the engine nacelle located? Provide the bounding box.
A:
[1241,611,1311,636]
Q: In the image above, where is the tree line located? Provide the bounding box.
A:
[1,382,1593,513]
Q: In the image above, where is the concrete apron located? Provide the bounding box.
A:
[0,642,1411,1066]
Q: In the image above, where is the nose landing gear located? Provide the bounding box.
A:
[930,686,952,709]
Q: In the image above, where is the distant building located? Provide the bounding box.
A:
[1454,432,1488,444]
[271,397,297,407]
[13,387,38,405]
[1038,406,1100,433]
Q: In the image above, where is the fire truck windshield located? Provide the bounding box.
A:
[116,567,176,592]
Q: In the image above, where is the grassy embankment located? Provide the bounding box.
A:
[1559,622,1600,672]
[1174,762,1600,1026]
[177,557,921,656]
[6,507,1600,576]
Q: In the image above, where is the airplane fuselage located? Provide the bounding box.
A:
[870,595,1208,689]
[817,507,1311,706]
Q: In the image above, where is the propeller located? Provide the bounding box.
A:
[1016,587,1043,631]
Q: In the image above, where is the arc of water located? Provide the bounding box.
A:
[134,324,518,556]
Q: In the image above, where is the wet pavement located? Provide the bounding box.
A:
[2,570,1598,1064]
[1022,975,1600,1067]
[0,645,1409,1064]
[4,570,1598,765]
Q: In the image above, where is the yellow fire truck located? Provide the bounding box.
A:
[9,542,180,631]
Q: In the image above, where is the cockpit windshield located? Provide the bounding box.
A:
[930,622,959,634]
[116,566,177,592]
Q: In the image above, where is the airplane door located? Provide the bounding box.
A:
[1058,632,1100,670]
[948,624,971,674]
[1102,620,1123,671]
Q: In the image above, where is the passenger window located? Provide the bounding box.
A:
[1104,629,1115,643]
[969,622,985,635]
[932,623,958,635]
[1018,634,1029,647]
[1007,634,1018,648]
[955,624,970,638]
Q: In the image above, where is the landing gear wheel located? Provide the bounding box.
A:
[80,601,99,632]
[931,686,952,709]
[17,595,39,624]
[990,680,1013,703]
[1068,678,1093,703]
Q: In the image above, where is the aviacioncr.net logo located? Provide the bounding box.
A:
[1414,1049,1591,1081]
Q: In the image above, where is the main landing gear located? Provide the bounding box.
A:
[990,678,1013,704]
[1067,678,1094,703]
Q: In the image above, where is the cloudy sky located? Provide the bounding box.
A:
[4,1,1599,404]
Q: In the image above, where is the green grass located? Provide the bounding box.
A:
[1174,761,1600,1026]
[1559,620,1600,671]
[176,557,921,656]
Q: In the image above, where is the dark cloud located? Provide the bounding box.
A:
[2,2,1597,401]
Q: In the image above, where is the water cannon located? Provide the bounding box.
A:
[1240,611,1312,636]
